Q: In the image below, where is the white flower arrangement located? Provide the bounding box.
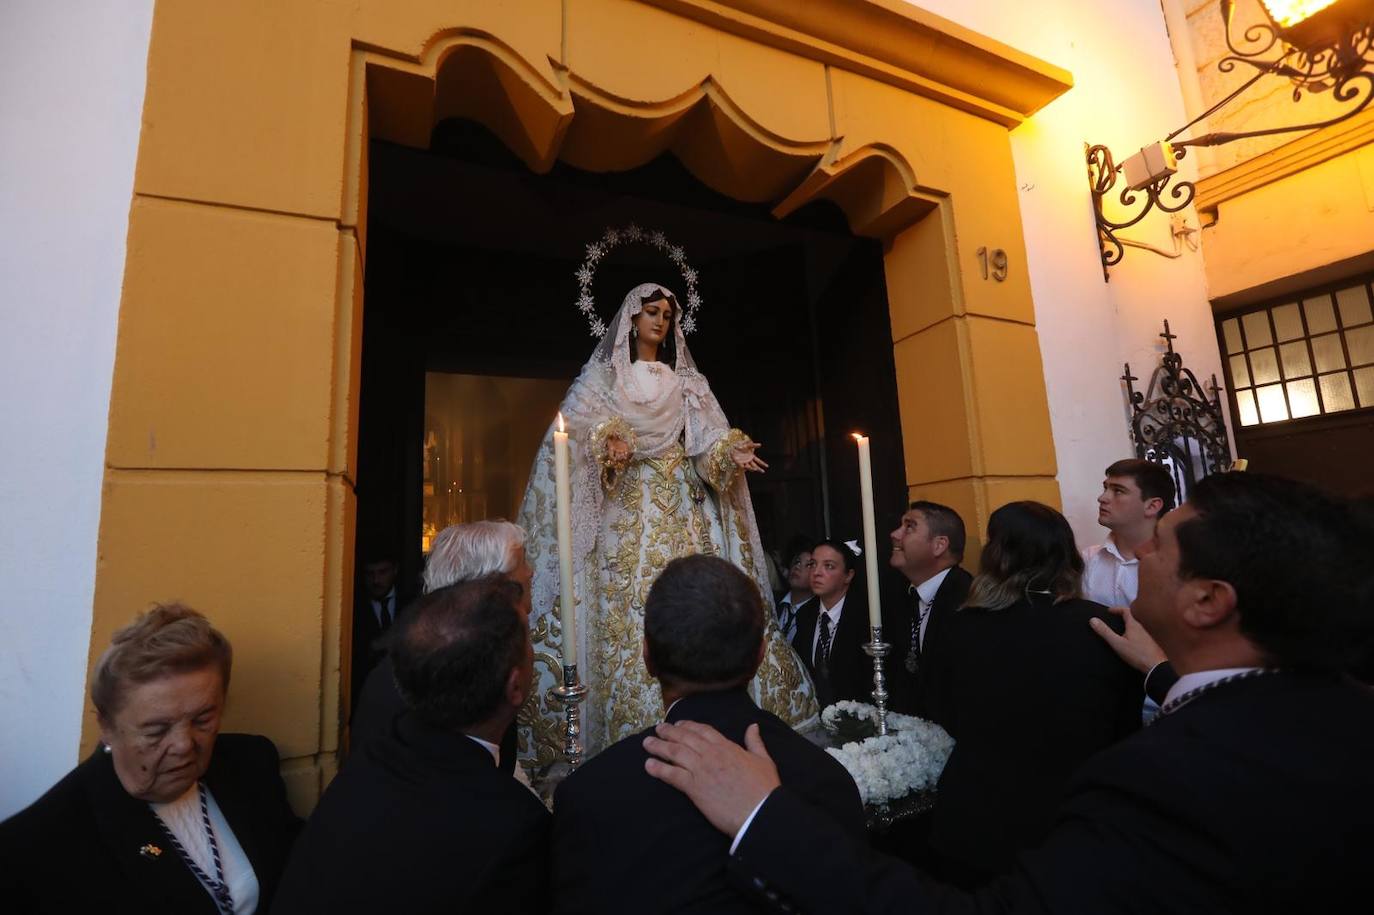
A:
[822,701,954,806]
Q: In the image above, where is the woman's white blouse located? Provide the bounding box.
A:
[150,782,260,914]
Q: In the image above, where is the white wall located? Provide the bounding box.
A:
[0,0,154,818]
[903,0,1226,547]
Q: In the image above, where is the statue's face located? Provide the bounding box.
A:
[633,298,673,352]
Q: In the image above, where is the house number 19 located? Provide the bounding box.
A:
[976,247,1009,282]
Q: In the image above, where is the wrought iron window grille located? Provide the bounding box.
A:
[1088,0,1374,279]
[1122,320,1234,499]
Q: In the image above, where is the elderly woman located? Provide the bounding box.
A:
[0,604,300,914]
[920,501,1141,888]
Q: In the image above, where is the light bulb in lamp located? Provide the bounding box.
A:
[1256,0,1374,50]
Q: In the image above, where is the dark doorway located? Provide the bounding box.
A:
[353,119,906,703]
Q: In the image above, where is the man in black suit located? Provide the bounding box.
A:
[643,472,1374,913]
[274,579,549,914]
[551,554,866,914]
[350,520,533,780]
[791,538,873,708]
[887,501,971,715]
[350,543,406,706]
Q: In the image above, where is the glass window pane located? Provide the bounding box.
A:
[1304,296,1337,334]
[1355,366,1374,409]
[1286,378,1320,418]
[1312,333,1347,373]
[1236,388,1259,426]
[1279,341,1311,378]
[1336,284,1373,328]
[1223,318,1244,355]
[1242,310,1273,348]
[1272,303,1304,342]
[1256,383,1289,423]
[1229,353,1251,387]
[1319,372,1355,413]
[1249,347,1280,385]
[1345,325,1374,367]
[1352,365,1374,406]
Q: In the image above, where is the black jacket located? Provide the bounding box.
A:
[791,590,874,709]
[350,655,517,774]
[272,712,548,914]
[730,671,1374,914]
[889,566,972,716]
[920,596,1140,879]
[0,733,301,915]
[552,687,866,914]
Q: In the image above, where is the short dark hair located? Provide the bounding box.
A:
[783,534,815,567]
[966,501,1082,611]
[390,578,527,730]
[1176,472,1374,670]
[1105,458,1176,514]
[811,538,859,573]
[908,500,966,559]
[644,555,765,689]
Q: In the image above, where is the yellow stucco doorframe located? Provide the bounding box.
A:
[87,0,1070,810]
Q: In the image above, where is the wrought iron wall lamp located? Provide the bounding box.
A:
[1088,0,1374,279]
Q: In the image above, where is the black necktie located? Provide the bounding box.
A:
[815,612,832,670]
[906,596,923,674]
[377,599,392,631]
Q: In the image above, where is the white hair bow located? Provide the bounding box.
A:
[844,539,862,557]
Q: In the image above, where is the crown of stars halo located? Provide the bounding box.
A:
[575,224,703,338]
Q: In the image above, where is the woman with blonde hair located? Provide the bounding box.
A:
[920,501,1140,887]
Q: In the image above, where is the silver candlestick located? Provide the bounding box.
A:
[863,626,892,736]
[548,664,589,767]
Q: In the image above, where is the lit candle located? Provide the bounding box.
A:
[554,413,577,666]
[852,433,883,630]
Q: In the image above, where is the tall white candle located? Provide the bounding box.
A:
[853,433,883,630]
[554,413,577,667]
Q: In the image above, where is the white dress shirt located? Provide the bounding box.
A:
[912,567,952,647]
[1081,536,1138,607]
[810,594,847,663]
[1162,667,1263,708]
[371,588,397,627]
[150,783,259,914]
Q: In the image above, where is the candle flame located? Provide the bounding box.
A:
[557,412,566,433]
[851,432,866,441]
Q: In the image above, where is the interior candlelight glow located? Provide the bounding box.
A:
[557,412,565,433]
[1261,0,1341,27]
[851,432,866,441]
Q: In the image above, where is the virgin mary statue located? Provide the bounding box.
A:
[517,282,818,766]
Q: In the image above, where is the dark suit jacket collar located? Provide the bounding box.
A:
[665,686,756,724]
[391,711,501,773]
[80,749,221,914]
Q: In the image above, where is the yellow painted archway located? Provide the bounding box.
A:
[89,0,1071,810]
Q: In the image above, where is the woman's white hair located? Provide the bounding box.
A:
[422,520,527,594]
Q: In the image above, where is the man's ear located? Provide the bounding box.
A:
[1180,578,1239,630]
[642,637,658,679]
[507,665,529,708]
[1143,496,1165,520]
[931,535,949,559]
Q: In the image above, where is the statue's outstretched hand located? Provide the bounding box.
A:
[731,440,769,474]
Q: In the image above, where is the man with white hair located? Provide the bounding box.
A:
[350,519,532,778]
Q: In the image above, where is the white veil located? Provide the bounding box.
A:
[516,283,779,766]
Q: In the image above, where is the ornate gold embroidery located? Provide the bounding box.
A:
[702,428,751,492]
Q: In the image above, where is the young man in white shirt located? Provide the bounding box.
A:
[1081,458,1176,608]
